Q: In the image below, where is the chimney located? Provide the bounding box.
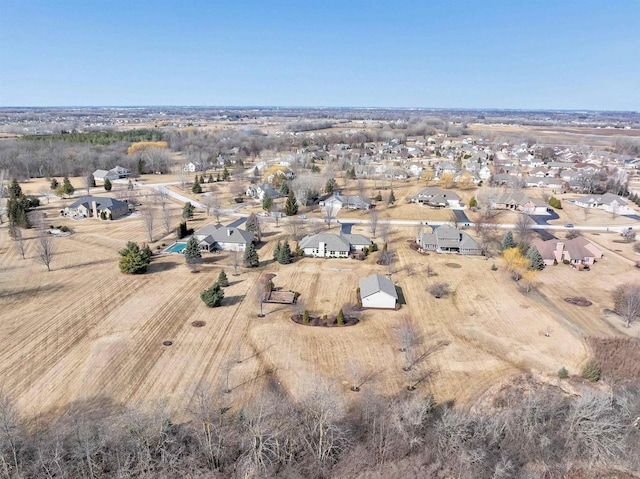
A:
[227,228,233,237]
[91,201,98,218]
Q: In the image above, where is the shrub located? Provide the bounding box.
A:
[201,283,224,308]
[558,367,569,379]
[581,361,601,382]
[302,310,310,323]
[562,259,570,265]
[491,263,498,271]
[119,241,152,274]
[429,282,451,299]
[337,309,345,325]
[59,225,69,232]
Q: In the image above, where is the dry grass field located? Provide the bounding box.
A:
[2,189,639,422]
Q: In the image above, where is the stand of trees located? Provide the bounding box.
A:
[118,242,153,274]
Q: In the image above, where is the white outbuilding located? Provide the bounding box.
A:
[359,274,398,309]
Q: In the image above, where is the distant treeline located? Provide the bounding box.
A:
[23,129,165,145]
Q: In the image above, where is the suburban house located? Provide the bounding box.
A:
[491,191,549,215]
[524,177,565,189]
[531,237,603,266]
[193,224,253,252]
[319,193,372,211]
[266,167,295,184]
[299,233,372,258]
[411,187,461,208]
[245,183,281,201]
[416,226,483,255]
[92,165,132,183]
[574,193,635,215]
[359,274,398,309]
[183,161,204,172]
[64,196,129,220]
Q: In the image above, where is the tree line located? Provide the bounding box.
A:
[0,380,638,479]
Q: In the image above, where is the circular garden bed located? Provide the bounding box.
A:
[564,297,592,307]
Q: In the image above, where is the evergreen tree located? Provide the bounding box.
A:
[273,240,282,261]
[337,308,345,325]
[469,196,477,208]
[192,178,202,194]
[526,245,545,270]
[243,242,260,267]
[7,179,31,229]
[184,237,202,266]
[278,241,292,264]
[386,189,396,206]
[501,231,516,251]
[284,191,298,216]
[216,173,221,182]
[222,167,230,181]
[253,166,260,177]
[57,175,75,197]
[201,282,225,307]
[302,310,310,323]
[182,202,195,219]
[279,182,289,196]
[375,191,383,202]
[199,174,205,184]
[262,195,273,212]
[217,270,229,287]
[104,178,112,191]
[245,213,261,241]
[325,178,336,194]
[118,241,152,274]
[87,174,96,188]
[347,167,356,179]
[208,174,214,183]
[50,178,59,190]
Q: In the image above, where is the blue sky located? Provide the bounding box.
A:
[1,0,638,110]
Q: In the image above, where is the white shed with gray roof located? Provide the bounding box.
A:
[359,274,398,309]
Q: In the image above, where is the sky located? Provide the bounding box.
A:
[0,0,639,110]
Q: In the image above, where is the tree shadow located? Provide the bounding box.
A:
[147,261,180,273]
[0,283,65,300]
[223,294,246,306]
[59,258,114,270]
[395,286,407,305]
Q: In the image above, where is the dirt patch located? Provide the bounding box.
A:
[564,297,592,307]
[291,314,359,327]
[445,263,462,268]
[191,321,206,328]
[588,337,640,381]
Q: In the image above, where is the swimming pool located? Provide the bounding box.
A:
[166,242,187,253]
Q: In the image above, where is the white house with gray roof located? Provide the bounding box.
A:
[299,233,372,258]
[417,226,483,255]
[193,223,253,252]
[92,165,131,183]
[574,193,634,215]
[319,193,372,211]
[411,187,461,208]
[359,274,398,309]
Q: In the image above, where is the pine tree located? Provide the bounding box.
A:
[243,243,260,267]
[386,189,396,206]
[217,270,229,287]
[245,213,261,242]
[262,195,273,212]
[278,241,292,264]
[7,179,31,229]
[222,167,230,181]
[199,174,205,184]
[375,191,383,202]
[526,245,545,270]
[284,191,298,216]
[208,174,214,183]
[104,178,112,191]
[184,237,202,267]
[273,240,282,261]
[279,182,289,196]
[501,231,516,251]
[253,166,260,177]
[216,173,221,182]
[182,202,195,219]
[201,282,225,307]
[302,310,310,323]
[325,178,336,194]
[50,178,59,190]
[469,196,477,208]
[61,175,75,197]
[192,178,202,194]
[337,308,345,325]
[119,241,152,274]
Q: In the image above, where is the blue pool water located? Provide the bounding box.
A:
[166,243,187,253]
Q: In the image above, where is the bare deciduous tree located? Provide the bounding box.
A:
[322,202,339,230]
[285,218,306,242]
[38,185,54,204]
[35,232,56,272]
[429,282,451,299]
[612,283,640,328]
[368,208,379,238]
[515,213,533,245]
[229,249,240,276]
[140,206,155,242]
[158,190,173,237]
[13,228,27,259]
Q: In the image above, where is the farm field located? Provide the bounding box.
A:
[2,197,639,421]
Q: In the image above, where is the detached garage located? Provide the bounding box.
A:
[359,274,398,309]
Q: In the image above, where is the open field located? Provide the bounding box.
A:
[2,195,639,421]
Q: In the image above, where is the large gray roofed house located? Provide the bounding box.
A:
[68,196,127,210]
[359,274,398,300]
[417,225,482,255]
[299,233,351,252]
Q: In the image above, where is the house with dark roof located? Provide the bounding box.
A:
[531,237,603,266]
[416,226,483,255]
[411,187,461,208]
[299,233,372,258]
[193,223,253,252]
[359,274,398,309]
[64,196,129,220]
